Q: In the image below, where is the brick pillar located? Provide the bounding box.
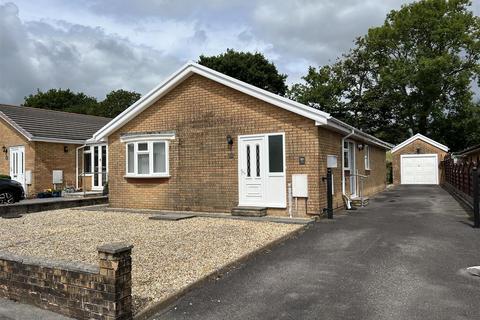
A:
[98,242,133,320]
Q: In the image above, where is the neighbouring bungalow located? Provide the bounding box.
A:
[454,144,480,165]
[90,63,392,217]
[391,133,449,185]
[0,104,111,196]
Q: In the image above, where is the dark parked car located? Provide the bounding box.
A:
[0,179,25,204]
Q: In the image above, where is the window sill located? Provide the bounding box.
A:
[124,174,170,179]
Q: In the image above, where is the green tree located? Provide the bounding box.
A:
[199,49,288,95]
[99,90,141,118]
[291,0,480,150]
[23,89,99,115]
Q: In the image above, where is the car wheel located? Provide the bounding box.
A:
[0,192,15,204]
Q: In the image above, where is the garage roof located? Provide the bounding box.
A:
[0,104,111,144]
[391,133,449,153]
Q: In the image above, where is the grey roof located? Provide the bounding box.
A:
[0,104,111,142]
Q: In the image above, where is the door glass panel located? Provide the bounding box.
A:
[101,146,107,184]
[84,152,92,173]
[268,135,284,173]
[256,144,260,177]
[153,142,166,173]
[20,152,23,173]
[246,145,251,177]
[349,143,355,169]
[138,154,150,174]
[94,147,99,186]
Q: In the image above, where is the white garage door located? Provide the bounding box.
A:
[401,154,438,185]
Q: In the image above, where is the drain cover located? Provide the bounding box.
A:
[466,266,480,277]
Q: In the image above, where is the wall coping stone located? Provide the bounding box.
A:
[97,242,134,254]
[0,250,99,274]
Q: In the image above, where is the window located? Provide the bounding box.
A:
[364,145,371,170]
[268,135,284,173]
[125,141,169,177]
[84,147,92,174]
[343,141,350,170]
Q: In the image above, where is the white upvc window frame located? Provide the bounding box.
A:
[364,145,371,170]
[343,141,351,170]
[124,141,170,178]
[83,146,92,175]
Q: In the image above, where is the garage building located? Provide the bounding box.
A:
[392,134,449,185]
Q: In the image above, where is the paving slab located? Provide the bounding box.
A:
[149,214,196,221]
[0,298,73,320]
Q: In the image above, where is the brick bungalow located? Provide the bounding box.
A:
[0,104,111,196]
[91,63,392,216]
[391,133,449,185]
[454,144,480,164]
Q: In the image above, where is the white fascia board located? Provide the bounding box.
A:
[30,137,86,145]
[120,132,176,143]
[92,62,330,141]
[391,133,449,153]
[0,111,33,141]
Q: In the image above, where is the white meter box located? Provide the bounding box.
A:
[292,174,308,198]
[52,170,63,184]
[327,155,338,168]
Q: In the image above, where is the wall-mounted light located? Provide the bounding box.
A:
[227,135,234,159]
[357,143,364,151]
[64,146,69,153]
[226,135,233,146]
[2,146,7,160]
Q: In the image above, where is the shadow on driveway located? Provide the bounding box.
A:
[150,185,480,320]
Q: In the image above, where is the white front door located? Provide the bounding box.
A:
[239,136,266,206]
[9,146,25,190]
[401,154,438,184]
[92,145,108,190]
[238,133,286,207]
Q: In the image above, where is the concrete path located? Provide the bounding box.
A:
[150,185,480,320]
[0,298,72,320]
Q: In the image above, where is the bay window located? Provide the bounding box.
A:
[125,141,169,177]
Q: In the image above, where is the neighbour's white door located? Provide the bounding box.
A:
[238,136,266,206]
[92,145,108,190]
[9,146,25,190]
[401,154,438,184]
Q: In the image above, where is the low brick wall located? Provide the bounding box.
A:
[0,196,108,218]
[0,242,133,320]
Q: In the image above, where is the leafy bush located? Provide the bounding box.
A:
[0,174,11,180]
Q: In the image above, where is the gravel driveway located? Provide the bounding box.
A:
[0,209,303,314]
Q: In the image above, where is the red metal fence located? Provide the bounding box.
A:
[443,154,479,228]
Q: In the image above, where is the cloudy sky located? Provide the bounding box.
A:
[1,0,479,104]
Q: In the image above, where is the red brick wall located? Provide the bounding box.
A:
[392,139,447,185]
[107,74,387,216]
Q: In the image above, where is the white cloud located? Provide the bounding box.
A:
[0,2,183,104]
[1,0,479,103]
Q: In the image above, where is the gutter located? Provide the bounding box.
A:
[326,117,393,150]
